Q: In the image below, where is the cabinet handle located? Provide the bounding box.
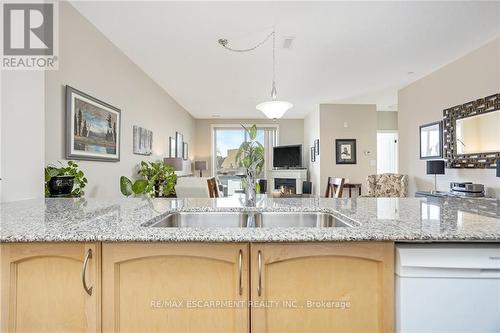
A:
[257,250,262,297]
[238,249,243,295]
[82,249,93,296]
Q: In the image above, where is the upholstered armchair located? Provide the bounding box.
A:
[365,173,409,198]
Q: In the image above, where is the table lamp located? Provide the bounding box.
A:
[427,160,445,194]
[195,161,207,177]
[163,157,183,171]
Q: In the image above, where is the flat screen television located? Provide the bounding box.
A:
[273,145,302,168]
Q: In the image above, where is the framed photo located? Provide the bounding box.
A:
[133,125,152,155]
[420,121,443,159]
[66,86,120,161]
[169,137,176,158]
[314,139,320,156]
[183,142,188,160]
[336,139,357,164]
[176,132,183,158]
[310,147,315,162]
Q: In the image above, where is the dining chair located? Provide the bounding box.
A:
[324,177,345,198]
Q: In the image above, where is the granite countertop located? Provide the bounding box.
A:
[1,197,500,243]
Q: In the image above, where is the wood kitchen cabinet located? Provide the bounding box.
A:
[101,242,249,333]
[250,242,394,333]
[0,243,100,332]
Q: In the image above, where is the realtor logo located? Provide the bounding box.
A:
[2,2,58,69]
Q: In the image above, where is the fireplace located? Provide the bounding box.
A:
[267,169,308,194]
[274,178,297,194]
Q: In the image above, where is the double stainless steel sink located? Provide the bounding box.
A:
[145,211,357,228]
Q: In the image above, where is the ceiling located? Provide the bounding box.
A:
[71,1,500,119]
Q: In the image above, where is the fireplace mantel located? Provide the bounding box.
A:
[267,169,308,194]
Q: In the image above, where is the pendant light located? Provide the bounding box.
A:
[218,29,293,119]
[255,30,293,119]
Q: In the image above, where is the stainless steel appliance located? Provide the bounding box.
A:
[449,182,485,197]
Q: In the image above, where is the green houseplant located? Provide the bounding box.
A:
[45,161,88,197]
[120,161,177,197]
[236,124,264,206]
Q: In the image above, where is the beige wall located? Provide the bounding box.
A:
[399,37,500,197]
[193,118,304,176]
[377,111,398,130]
[304,108,321,195]
[319,104,377,196]
[1,71,45,202]
[45,2,195,198]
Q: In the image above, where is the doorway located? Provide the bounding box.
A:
[377,131,399,174]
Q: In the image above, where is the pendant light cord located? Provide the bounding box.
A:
[218,28,278,100]
[218,31,274,53]
[271,29,277,100]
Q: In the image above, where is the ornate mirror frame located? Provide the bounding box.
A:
[443,93,500,168]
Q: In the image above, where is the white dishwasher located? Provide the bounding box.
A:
[396,244,500,333]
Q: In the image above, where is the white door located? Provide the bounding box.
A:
[377,131,398,174]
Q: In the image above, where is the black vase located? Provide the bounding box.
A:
[48,176,75,197]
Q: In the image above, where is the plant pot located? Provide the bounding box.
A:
[48,176,75,197]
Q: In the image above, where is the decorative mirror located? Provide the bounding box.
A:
[419,121,443,159]
[443,93,500,168]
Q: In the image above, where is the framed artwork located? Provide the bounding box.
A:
[314,139,320,156]
[169,137,176,158]
[183,142,188,160]
[176,132,183,158]
[66,86,120,161]
[310,147,315,162]
[336,139,357,164]
[420,121,443,159]
[133,125,152,155]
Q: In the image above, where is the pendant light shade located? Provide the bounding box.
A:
[256,100,293,119]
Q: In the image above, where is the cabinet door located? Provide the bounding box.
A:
[102,243,249,333]
[250,242,394,333]
[0,243,100,332]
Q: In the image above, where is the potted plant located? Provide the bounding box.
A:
[120,161,177,197]
[236,124,264,206]
[45,161,88,197]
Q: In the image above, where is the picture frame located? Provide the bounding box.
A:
[133,125,152,156]
[66,86,121,162]
[169,137,176,158]
[314,139,320,156]
[310,147,316,162]
[176,132,183,158]
[183,142,188,160]
[336,139,357,164]
[420,121,443,159]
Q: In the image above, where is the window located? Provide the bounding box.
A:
[212,125,278,195]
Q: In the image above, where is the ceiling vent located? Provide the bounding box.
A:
[282,37,295,49]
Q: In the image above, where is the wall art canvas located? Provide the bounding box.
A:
[336,139,357,164]
[420,121,442,159]
[169,137,176,158]
[314,139,320,155]
[310,147,316,162]
[133,125,152,155]
[66,86,120,161]
[176,132,183,158]
[183,142,188,160]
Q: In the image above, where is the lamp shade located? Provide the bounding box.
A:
[164,157,183,171]
[496,158,500,177]
[256,100,293,119]
[194,161,207,171]
[427,160,445,175]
